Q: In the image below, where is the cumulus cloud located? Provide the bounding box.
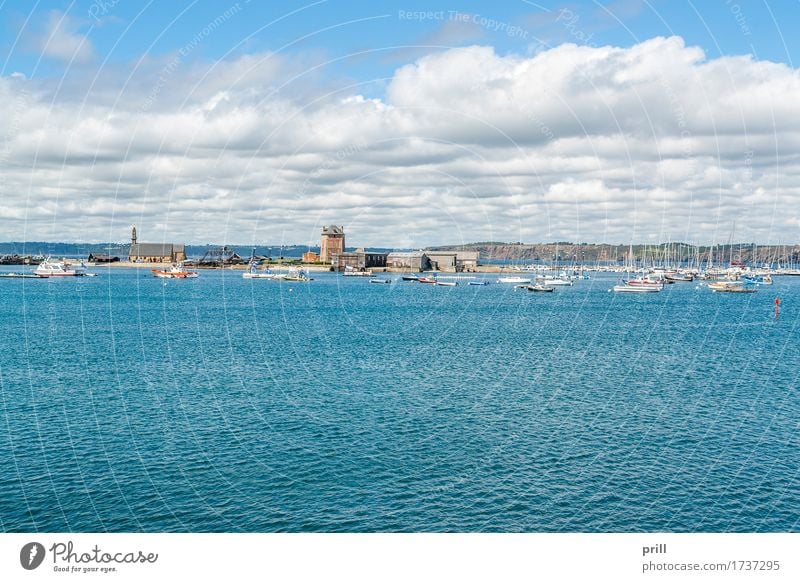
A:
[35,10,94,64]
[1,36,799,246]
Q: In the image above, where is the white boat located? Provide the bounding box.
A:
[497,276,531,284]
[35,258,88,277]
[343,266,373,277]
[242,263,285,279]
[540,278,573,286]
[436,281,458,286]
[369,278,390,284]
[613,284,661,293]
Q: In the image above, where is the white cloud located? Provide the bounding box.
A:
[1,36,799,246]
[36,10,94,64]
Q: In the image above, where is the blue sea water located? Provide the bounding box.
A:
[0,268,798,532]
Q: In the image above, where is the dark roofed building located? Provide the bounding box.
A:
[88,253,120,263]
[127,227,186,263]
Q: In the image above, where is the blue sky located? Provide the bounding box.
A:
[1,1,799,245]
[4,1,797,88]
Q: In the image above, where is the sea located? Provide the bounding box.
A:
[0,267,797,532]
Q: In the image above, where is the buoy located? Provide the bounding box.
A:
[774,297,780,320]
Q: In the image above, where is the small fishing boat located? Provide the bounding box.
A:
[436,281,458,287]
[417,277,437,284]
[401,275,420,281]
[369,278,390,284]
[613,284,661,293]
[151,263,198,279]
[527,284,554,292]
[35,258,88,277]
[742,274,772,285]
[284,267,312,282]
[498,276,531,284]
[468,280,489,286]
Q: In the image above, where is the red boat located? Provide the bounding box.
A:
[151,263,199,279]
[417,277,437,284]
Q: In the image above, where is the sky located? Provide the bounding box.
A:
[1,0,799,247]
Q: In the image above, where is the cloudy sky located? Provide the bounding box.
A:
[1,0,799,247]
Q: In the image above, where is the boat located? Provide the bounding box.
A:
[284,267,312,282]
[401,275,420,281]
[540,278,573,286]
[242,262,285,279]
[35,258,89,277]
[613,284,661,293]
[436,281,458,287]
[623,277,663,288]
[468,280,489,286]
[343,267,373,277]
[0,272,46,279]
[527,284,554,292]
[497,276,531,284]
[151,263,198,279]
[417,277,437,284]
[664,273,693,282]
[742,274,772,285]
[708,281,756,293]
[369,279,390,284]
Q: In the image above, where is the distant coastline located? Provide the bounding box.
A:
[2,241,799,264]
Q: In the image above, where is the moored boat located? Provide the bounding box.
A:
[35,258,88,277]
[527,284,554,292]
[613,284,661,293]
[369,278,390,284]
[498,276,531,284]
[436,281,458,286]
[151,263,198,279]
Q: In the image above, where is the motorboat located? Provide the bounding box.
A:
[436,281,458,287]
[417,277,437,284]
[468,280,489,286]
[284,267,312,282]
[369,279,390,284]
[35,258,89,277]
[242,262,285,279]
[527,284,554,292]
[151,263,198,279]
[401,275,420,281]
[497,276,531,284]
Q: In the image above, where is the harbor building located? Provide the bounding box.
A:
[331,248,388,272]
[302,251,320,263]
[386,251,432,271]
[128,227,186,263]
[424,251,480,272]
[320,225,345,263]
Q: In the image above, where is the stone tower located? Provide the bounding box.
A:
[320,225,345,263]
[131,226,137,246]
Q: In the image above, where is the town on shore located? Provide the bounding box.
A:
[2,224,800,274]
